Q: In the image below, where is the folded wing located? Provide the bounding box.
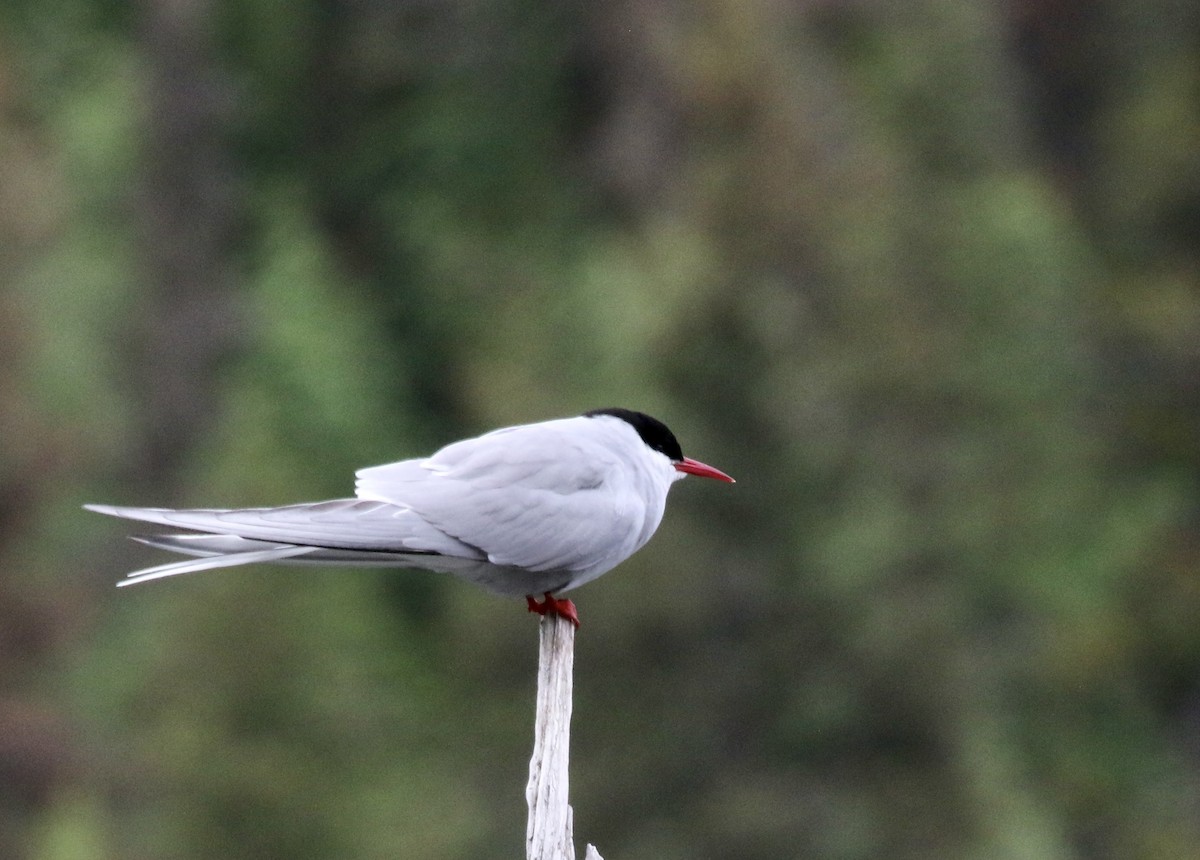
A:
[83,500,486,557]
[115,533,574,596]
[354,419,645,574]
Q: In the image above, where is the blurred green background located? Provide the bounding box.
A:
[3,0,1200,857]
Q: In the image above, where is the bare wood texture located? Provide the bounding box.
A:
[525,614,604,860]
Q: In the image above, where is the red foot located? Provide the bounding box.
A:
[526,592,580,628]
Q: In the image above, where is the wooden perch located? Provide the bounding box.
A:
[525,613,604,860]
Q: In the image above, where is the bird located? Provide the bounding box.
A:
[85,408,733,626]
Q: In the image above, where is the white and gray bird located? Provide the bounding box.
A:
[85,408,733,625]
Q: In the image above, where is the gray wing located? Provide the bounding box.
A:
[354,421,644,573]
[116,533,573,596]
[83,500,486,557]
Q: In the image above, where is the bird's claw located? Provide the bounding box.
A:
[526,592,580,628]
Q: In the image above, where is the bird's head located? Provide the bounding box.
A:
[584,408,734,483]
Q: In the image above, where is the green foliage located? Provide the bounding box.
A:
[3,0,1200,858]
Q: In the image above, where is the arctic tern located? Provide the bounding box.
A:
[85,408,733,626]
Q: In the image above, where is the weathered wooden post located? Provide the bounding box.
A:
[525,613,604,860]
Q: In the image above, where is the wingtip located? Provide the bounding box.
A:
[84,503,133,518]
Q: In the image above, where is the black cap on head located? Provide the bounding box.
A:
[584,408,684,461]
